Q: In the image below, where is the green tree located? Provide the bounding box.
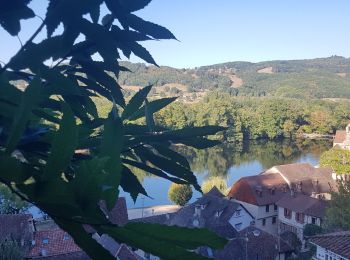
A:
[0,1,226,259]
[303,224,323,237]
[0,239,23,260]
[320,148,350,175]
[168,184,193,206]
[201,176,228,195]
[0,184,29,214]
[325,178,350,230]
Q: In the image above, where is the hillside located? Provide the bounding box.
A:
[117,56,350,102]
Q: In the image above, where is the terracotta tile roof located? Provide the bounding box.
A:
[84,197,128,234]
[228,173,287,206]
[215,226,293,260]
[28,229,82,258]
[116,244,141,260]
[32,251,90,260]
[334,130,347,143]
[310,231,350,259]
[276,194,329,218]
[100,197,128,226]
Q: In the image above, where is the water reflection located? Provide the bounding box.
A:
[122,139,332,208]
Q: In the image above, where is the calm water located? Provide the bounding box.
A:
[121,139,332,208]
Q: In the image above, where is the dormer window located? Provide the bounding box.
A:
[235,209,242,216]
[63,233,70,241]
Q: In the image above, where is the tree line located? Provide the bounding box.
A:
[154,93,350,141]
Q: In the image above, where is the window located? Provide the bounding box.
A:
[235,209,242,216]
[272,217,276,224]
[262,219,266,226]
[296,213,304,224]
[235,223,242,230]
[274,204,278,211]
[265,205,270,213]
[63,234,70,241]
[284,208,291,219]
[312,217,316,225]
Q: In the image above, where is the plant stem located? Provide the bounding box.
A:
[0,19,46,74]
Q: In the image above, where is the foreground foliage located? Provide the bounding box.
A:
[0,184,29,214]
[320,148,350,175]
[325,178,350,230]
[0,1,226,259]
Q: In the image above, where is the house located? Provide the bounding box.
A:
[228,172,287,234]
[228,163,336,235]
[167,187,254,234]
[26,229,89,259]
[0,214,35,255]
[276,193,329,248]
[214,226,293,260]
[263,163,336,200]
[310,231,350,260]
[0,198,139,260]
[333,123,350,150]
[134,187,254,259]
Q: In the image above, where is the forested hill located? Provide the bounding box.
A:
[117,56,350,102]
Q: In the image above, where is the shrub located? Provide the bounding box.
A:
[168,184,192,206]
[303,224,323,237]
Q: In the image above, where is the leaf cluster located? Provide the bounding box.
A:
[0,1,226,259]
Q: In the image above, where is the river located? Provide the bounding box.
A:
[121,139,332,208]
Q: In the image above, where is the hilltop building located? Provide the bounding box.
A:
[333,123,350,150]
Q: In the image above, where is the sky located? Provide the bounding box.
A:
[1,0,350,68]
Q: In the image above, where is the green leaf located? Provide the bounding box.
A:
[99,112,124,209]
[44,103,78,178]
[8,37,66,71]
[0,1,35,36]
[6,77,42,153]
[152,145,191,170]
[54,218,114,260]
[122,159,188,185]
[121,166,147,202]
[124,222,227,250]
[130,42,157,66]
[0,153,38,184]
[130,97,177,121]
[122,85,152,120]
[126,14,177,40]
[118,0,152,12]
[89,5,100,23]
[98,222,226,260]
[135,147,200,190]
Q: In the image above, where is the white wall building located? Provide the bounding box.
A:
[310,231,350,260]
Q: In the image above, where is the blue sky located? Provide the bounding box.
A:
[1,0,350,68]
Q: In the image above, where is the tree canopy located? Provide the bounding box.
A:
[320,148,350,175]
[0,1,226,259]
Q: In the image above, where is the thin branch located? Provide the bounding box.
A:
[0,19,46,74]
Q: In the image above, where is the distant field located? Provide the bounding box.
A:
[116,56,350,102]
